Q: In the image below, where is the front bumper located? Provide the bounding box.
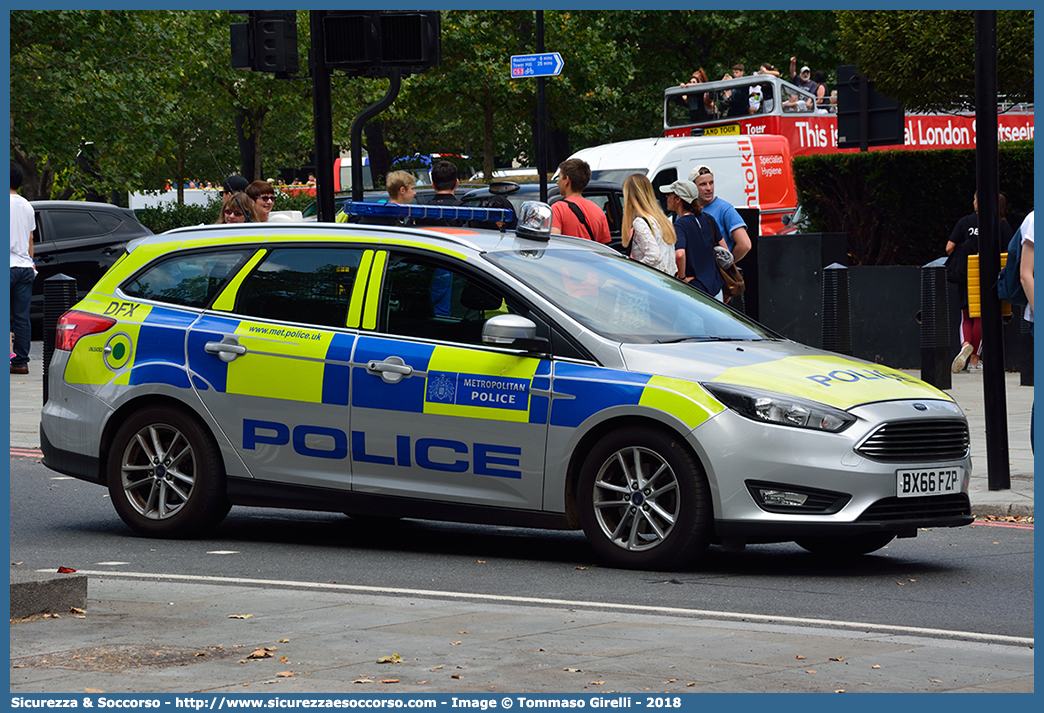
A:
[690,398,973,541]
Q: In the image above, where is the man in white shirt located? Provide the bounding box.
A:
[10,162,37,374]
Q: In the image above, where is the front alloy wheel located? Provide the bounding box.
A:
[579,427,711,570]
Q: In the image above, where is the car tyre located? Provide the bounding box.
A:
[578,427,711,570]
[795,533,896,556]
[107,406,231,538]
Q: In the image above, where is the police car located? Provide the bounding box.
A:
[41,201,972,570]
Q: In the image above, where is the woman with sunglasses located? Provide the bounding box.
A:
[245,180,276,222]
[215,191,260,224]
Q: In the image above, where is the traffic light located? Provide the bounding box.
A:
[836,65,905,149]
[321,11,440,77]
[230,11,299,75]
[230,11,439,77]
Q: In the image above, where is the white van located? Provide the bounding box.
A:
[565,134,797,235]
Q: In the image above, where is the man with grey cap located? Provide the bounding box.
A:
[660,179,728,301]
[689,164,752,263]
[789,56,818,94]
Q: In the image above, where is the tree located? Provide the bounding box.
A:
[11,11,184,200]
[10,11,317,202]
[836,11,1034,113]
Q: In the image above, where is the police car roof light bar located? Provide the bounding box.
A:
[341,201,514,225]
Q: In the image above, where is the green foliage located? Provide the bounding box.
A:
[836,11,1034,113]
[794,142,1033,266]
[137,196,223,234]
[11,10,315,202]
[136,186,318,233]
[139,197,224,234]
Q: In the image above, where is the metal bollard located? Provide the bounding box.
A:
[821,263,852,355]
[42,274,78,404]
[918,257,951,390]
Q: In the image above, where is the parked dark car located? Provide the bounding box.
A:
[461,181,625,252]
[31,201,153,334]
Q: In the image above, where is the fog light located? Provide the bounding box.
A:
[759,489,809,507]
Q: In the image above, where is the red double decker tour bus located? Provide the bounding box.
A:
[663,74,1034,157]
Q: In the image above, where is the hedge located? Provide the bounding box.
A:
[793,140,1033,266]
[136,189,318,234]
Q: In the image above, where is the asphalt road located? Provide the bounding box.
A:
[10,454,1034,642]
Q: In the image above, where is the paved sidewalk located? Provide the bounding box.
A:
[8,578,1035,694]
[8,342,1034,518]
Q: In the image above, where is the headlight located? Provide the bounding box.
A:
[702,383,856,433]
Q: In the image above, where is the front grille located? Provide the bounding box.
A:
[856,420,969,462]
[857,493,971,522]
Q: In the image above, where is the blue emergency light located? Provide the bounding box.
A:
[340,201,514,225]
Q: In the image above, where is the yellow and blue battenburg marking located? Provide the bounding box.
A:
[186,313,355,406]
[62,298,196,388]
[66,300,727,431]
[548,363,724,431]
[351,336,550,424]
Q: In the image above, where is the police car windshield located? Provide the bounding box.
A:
[485,249,773,344]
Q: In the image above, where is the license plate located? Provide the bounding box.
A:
[703,124,740,136]
[896,468,963,498]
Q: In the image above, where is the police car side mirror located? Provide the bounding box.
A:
[482,314,549,353]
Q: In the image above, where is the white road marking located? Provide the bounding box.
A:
[67,569,1032,647]
[206,551,240,555]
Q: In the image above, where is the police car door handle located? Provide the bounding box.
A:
[204,337,248,363]
[367,356,413,384]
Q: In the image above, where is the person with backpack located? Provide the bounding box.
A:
[551,158,611,244]
[944,192,1012,372]
[661,179,727,300]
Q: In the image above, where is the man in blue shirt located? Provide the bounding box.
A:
[688,165,752,263]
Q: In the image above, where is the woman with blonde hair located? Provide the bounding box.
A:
[621,173,678,276]
[215,191,260,224]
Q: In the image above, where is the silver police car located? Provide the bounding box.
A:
[41,201,972,570]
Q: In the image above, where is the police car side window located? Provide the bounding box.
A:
[123,249,252,308]
[236,247,365,329]
[381,254,520,346]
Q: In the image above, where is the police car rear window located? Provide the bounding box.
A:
[236,247,365,328]
[123,249,252,308]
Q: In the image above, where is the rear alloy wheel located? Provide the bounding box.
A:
[578,427,711,570]
[795,533,896,556]
[107,407,230,538]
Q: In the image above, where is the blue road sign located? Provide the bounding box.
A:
[510,52,564,79]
